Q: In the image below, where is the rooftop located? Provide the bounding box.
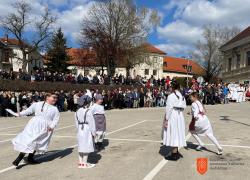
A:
[163,56,205,75]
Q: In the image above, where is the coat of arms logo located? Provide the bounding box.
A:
[197,158,208,175]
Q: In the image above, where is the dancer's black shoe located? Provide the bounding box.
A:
[165,153,179,161]
[12,153,25,166]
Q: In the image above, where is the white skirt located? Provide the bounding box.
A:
[12,116,52,154]
[163,111,187,147]
[192,115,213,136]
[77,125,95,153]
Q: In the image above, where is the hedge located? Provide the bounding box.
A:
[0,80,142,92]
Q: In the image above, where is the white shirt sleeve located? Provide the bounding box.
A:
[191,103,199,119]
[165,95,174,121]
[87,111,96,135]
[19,103,36,116]
[49,108,60,129]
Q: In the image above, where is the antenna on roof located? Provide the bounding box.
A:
[4,33,8,43]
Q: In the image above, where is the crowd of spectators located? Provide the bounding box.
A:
[0,69,171,87]
[1,81,250,117]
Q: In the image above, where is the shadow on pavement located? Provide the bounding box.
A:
[186,141,218,155]
[16,147,74,169]
[159,145,173,157]
[220,116,250,127]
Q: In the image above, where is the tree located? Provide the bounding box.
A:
[193,25,240,82]
[46,28,69,72]
[0,0,56,72]
[79,0,160,76]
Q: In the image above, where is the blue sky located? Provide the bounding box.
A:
[1,0,250,57]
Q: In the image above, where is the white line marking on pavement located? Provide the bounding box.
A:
[0,125,23,131]
[142,133,191,180]
[0,125,75,144]
[0,138,13,143]
[204,143,250,149]
[105,120,148,136]
[0,120,147,174]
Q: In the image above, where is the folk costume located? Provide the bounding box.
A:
[91,94,106,150]
[163,90,187,148]
[75,95,96,169]
[12,101,60,166]
[189,100,223,155]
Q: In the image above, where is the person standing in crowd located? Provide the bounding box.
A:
[139,88,145,108]
[189,92,223,155]
[222,84,230,104]
[145,89,153,107]
[162,81,187,161]
[132,88,140,108]
[91,94,107,151]
[75,95,96,169]
[57,90,66,112]
[12,93,60,166]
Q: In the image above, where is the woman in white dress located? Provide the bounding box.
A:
[189,92,223,155]
[12,93,60,166]
[91,94,106,150]
[75,95,96,169]
[162,82,187,161]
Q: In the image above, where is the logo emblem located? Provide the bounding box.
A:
[197,158,208,175]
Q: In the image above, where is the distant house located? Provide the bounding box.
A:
[0,37,43,73]
[220,26,250,83]
[163,56,205,79]
[66,43,166,78]
[0,41,11,71]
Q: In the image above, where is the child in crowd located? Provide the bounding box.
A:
[189,92,223,155]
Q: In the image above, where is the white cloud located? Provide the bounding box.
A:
[157,20,203,45]
[157,0,250,56]
[156,43,194,57]
[0,0,93,46]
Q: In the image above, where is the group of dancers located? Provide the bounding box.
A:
[10,81,222,168]
[162,81,223,161]
[11,92,106,169]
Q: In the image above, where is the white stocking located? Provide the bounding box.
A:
[206,133,222,150]
[192,134,205,146]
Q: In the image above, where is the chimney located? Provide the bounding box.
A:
[4,33,8,43]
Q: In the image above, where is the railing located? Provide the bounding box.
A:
[222,66,250,78]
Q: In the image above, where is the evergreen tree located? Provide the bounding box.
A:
[47,28,69,72]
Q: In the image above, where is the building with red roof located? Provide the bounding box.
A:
[163,56,205,78]
[0,36,43,72]
[220,26,250,83]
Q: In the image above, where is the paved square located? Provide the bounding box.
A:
[0,102,249,180]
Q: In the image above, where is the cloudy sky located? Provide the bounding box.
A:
[0,0,250,57]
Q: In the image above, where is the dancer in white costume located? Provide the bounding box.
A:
[162,81,187,161]
[75,95,96,169]
[12,93,60,166]
[189,92,223,155]
[91,94,107,150]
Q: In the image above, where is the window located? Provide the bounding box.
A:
[236,54,241,69]
[4,51,9,62]
[228,58,232,71]
[145,69,149,75]
[247,51,250,66]
[153,70,157,76]
[183,65,192,72]
[153,57,157,63]
[163,62,167,67]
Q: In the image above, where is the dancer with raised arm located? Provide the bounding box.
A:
[12,93,60,166]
